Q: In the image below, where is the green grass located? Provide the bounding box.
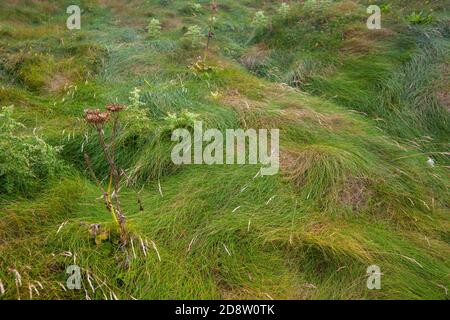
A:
[0,0,449,300]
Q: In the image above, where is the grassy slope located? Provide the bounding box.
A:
[0,0,449,300]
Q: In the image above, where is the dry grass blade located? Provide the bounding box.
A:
[223,244,232,256]
[140,236,147,257]
[151,240,161,262]
[187,236,197,253]
[0,279,5,296]
[401,255,424,269]
[58,282,67,291]
[131,238,137,259]
[86,272,95,293]
[232,206,241,213]
[56,221,68,234]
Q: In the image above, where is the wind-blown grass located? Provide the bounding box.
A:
[0,0,448,300]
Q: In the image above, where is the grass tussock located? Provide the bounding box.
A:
[0,0,449,300]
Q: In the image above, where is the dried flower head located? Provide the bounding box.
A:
[211,3,218,12]
[106,104,125,113]
[84,109,110,125]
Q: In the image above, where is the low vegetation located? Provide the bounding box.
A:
[0,0,448,300]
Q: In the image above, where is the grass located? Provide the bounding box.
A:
[0,0,449,300]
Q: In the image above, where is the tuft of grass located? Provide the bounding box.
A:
[0,0,449,301]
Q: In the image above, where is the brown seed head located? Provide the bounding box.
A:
[106,104,125,113]
[84,109,110,125]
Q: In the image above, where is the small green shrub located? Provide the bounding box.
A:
[164,109,199,131]
[277,3,291,18]
[147,18,162,38]
[252,11,268,29]
[191,3,202,13]
[380,4,392,13]
[129,87,145,109]
[406,11,433,25]
[0,106,64,194]
[181,25,204,49]
[181,3,204,16]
